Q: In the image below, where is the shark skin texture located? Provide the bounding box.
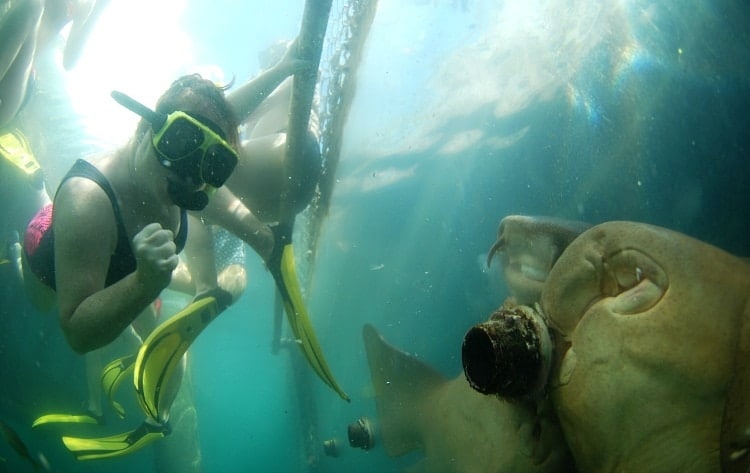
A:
[540,221,750,473]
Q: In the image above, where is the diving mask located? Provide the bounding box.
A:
[111,90,238,189]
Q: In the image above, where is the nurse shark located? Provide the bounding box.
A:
[486,215,590,305]
[539,221,750,473]
[362,324,573,473]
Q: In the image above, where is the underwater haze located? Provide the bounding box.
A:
[1,0,749,472]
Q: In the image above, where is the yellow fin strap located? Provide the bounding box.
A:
[101,354,136,419]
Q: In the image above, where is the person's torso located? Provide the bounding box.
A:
[29,159,188,289]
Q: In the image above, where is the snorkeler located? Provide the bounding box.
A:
[169,38,322,307]
[24,56,335,457]
[21,74,246,458]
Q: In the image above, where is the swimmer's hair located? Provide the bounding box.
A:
[219,74,236,91]
[135,73,240,147]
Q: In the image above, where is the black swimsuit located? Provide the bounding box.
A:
[25,159,188,290]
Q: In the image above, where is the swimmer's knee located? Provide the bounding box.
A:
[218,264,247,303]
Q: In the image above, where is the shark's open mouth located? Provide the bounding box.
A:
[519,262,550,282]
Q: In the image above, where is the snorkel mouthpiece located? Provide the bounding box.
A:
[166,179,210,211]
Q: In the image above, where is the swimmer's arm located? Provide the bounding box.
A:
[227,38,312,122]
[54,180,159,354]
[0,0,43,126]
[196,187,273,262]
[62,0,113,70]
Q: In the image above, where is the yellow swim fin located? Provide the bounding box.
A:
[51,298,219,461]
[61,421,168,461]
[101,354,136,419]
[32,356,135,430]
[267,223,349,402]
[32,413,100,429]
[0,129,40,177]
[133,296,219,422]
